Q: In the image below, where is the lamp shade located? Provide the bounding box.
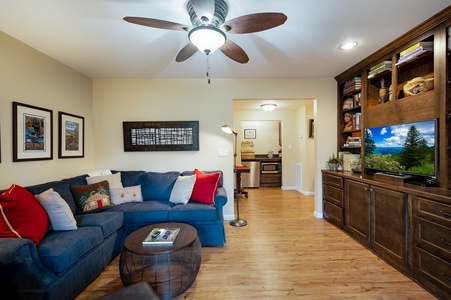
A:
[261,104,277,112]
[189,26,226,54]
[221,125,235,135]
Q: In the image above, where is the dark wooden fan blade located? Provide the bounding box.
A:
[176,43,198,62]
[191,0,215,23]
[223,13,287,34]
[219,40,249,64]
[123,17,189,31]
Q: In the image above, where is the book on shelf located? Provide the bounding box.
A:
[369,60,392,72]
[395,48,433,66]
[343,77,361,94]
[354,112,361,130]
[399,41,433,57]
[367,61,392,79]
[142,227,180,245]
[353,93,361,107]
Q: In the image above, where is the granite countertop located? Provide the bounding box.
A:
[242,154,282,162]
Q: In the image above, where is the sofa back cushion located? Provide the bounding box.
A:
[181,170,223,187]
[112,170,146,187]
[141,171,180,201]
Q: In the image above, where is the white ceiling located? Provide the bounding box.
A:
[1,1,449,81]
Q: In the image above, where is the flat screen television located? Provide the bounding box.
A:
[364,119,438,186]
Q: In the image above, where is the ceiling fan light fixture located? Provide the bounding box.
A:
[189,26,226,54]
[261,104,277,112]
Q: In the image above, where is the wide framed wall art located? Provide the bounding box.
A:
[123,121,199,151]
[13,101,53,162]
[58,112,84,158]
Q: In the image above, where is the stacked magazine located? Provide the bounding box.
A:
[142,228,180,245]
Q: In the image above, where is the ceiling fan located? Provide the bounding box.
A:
[123,0,287,64]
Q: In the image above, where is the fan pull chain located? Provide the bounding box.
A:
[206,53,211,84]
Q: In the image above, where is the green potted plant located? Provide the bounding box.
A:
[327,154,342,171]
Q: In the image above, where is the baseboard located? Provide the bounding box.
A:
[281,186,296,190]
[313,211,323,219]
[224,214,234,221]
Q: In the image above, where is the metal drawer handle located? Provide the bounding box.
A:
[440,210,451,218]
[443,273,451,282]
[441,239,451,247]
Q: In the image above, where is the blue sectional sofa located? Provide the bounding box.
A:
[0,170,227,300]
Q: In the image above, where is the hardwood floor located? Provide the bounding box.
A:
[76,188,436,299]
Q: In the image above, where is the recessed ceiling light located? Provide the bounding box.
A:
[339,41,358,50]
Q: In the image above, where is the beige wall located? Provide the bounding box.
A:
[92,78,337,219]
[0,31,93,189]
[0,30,337,218]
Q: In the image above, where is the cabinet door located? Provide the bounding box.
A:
[345,180,370,246]
[371,186,409,272]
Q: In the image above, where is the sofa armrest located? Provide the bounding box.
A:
[0,238,56,290]
[214,187,227,219]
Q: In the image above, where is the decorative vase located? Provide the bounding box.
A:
[328,163,339,171]
[379,79,388,104]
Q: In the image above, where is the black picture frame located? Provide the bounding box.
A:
[309,119,315,138]
[13,101,53,162]
[123,121,199,151]
[58,112,85,158]
[244,129,256,139]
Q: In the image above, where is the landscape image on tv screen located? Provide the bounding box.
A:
[364,120,436,177]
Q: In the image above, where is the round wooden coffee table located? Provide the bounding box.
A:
[119,223,202,300]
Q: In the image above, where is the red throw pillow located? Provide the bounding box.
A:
[190,169,220,205]
[0,184,49,244]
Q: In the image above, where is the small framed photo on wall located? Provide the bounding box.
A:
[244,129,256,139]
[309,119,314,138]
[58,112,84,158]
[13,101,53,162]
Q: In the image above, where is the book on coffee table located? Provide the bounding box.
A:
[142,228,180,245]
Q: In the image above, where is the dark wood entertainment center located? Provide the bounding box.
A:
[322,6,451,299]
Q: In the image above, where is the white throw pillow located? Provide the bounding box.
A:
[86,172,123,189]
[110,185,143,205]
[87,169,112,177]
[35,188,77,231]
[169,175,196,204]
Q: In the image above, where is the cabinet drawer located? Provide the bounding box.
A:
[322,174,343,188]
[413,196,451,228]
[415,217,451,262]
[323,184,343,207]
[414,247,451,299]
[324,200,344,228]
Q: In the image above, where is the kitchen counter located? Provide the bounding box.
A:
[242,154,282,162]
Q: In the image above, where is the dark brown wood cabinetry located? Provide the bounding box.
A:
[344,180,409,272]
[322,173,344,227]
[413,196,451,299]
[344,180,370,246]
[322,170,451,299]
[260,173,281,187]
[327,7,451,299]
[370,186,409,273]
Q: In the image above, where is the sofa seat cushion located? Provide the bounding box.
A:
[124,201,173,224]
[168,202,216,222]
[75,211,124,238]
[37,227,103,273]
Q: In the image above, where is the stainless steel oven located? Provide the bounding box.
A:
[261,162,281,173]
